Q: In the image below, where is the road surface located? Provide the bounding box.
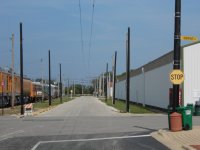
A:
[40,96,119,117]
[0,96,182,150]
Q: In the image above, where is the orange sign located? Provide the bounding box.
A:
[170,70,184,85]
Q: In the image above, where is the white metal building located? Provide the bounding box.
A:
[115,42,200,109]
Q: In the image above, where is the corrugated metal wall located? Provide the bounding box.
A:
[116,63,172,109]
[115,80,126,100]
[115,42,200,109]
[144,63,172,108]
[183,43,200,105]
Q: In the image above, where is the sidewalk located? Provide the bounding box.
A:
[151,126,200,150]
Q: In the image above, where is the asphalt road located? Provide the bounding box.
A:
[39,96,120,117]
[1,96,199,150]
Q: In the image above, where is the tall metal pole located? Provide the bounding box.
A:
[173,0,181,111]
[48,50,51,106]
[11,33,15,108]
[67,79,69,97]
[59,63,62,103]
[82,83,83,95]
[20,23,24,115]
[73,81,75,96]
[102,73,105,97]
[96,78,98,97]
[105,63,108,102]
[126,27,130,112]
[108,72,111,98]
[94,78,96,96]
[41,58,44,102]
[112,51,117,105]
[2,81,4,116]
[99,75,101,96]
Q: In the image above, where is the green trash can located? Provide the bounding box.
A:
[194,104,200,116]
[187,104,194,115]
[176,106,193,130]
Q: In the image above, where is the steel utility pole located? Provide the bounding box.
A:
[20,23,24,115]
[67,79,69,97]
[94,78,96,96]
[48,50,51,106]
[41,58,44,102]
[2,81,4,116]
[99,75,101,96]
[73,81,75,96]
[105,63,108,102]
[59,63,62,103]
[126,27,130,112]
[108,72,111,98]
[82,83,83,95]
[112,51,117,105]
[173,0,181,111]
[11,33,15,108]
[103,73,105,97]
[96,78,99,97]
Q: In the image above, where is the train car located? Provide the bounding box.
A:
[51,84,58,99]
[43,84,59,99]
[0,69,33,107]
[0,70,12,107]
[0,69,60,108]
[31,82,43,101]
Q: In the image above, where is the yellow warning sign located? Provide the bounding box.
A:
[170,70,184,85]
[181,36,198,41]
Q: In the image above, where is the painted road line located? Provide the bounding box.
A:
[31,134,151,150]
[1,130,24,138]
[0,130,24,142]
[0,137,10,142]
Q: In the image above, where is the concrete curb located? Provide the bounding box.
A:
[151,128,200,150]
[32,106,58,116]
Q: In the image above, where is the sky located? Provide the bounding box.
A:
[0,0,200,85]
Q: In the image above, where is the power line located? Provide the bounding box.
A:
[88,0,95,76]
[78,0,86,78]
[78,0,84,55]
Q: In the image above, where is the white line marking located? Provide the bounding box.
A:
[0,130,24,142]
[0,137,10,142]
[31,141,42,150]
[1,130,24,138]
[31,134,150,150]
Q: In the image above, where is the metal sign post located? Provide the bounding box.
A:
[173,0,181,112]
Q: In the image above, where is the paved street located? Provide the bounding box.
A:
[0,96,199,150]
[40,96,120,117]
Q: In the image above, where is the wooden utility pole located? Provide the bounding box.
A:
[126,27,130,112]
[67,79,69,97]
[20,23,24,115]
[112,51,117,105]
[105,63,108,102]
[59,63,62,103]
[48,50,51,106]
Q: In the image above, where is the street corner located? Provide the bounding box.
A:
[151,129,184,150]
[151,126,200,150]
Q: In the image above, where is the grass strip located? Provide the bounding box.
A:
[0,96,73,116]
[102,98,154,113]
[33,96,73,109]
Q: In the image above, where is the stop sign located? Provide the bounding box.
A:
[169,70,184,85]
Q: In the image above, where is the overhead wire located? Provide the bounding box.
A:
[78,0,86,79]
[88,0,95,78]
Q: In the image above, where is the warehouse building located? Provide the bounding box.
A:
[115,41,200,110]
